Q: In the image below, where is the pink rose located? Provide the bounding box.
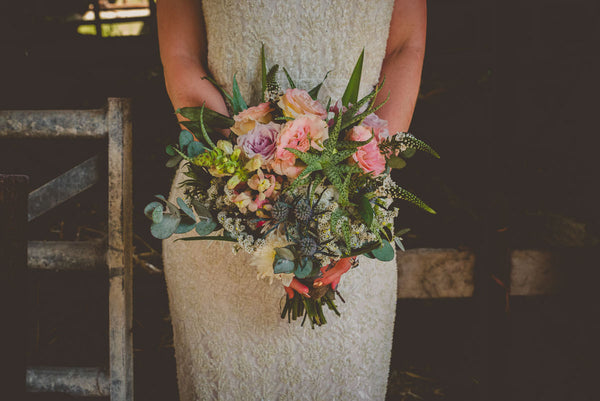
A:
[231,103,273,136]
[269,159,305,179]
[347,125,386,176]
[278,89,327,119]
[273,116,329,166]
[361,113,390,143]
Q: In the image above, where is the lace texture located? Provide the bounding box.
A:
[164,1,396,400]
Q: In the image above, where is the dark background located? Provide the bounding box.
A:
[1,0,599,400]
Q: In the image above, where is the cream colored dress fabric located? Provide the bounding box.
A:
[163,1,397,400]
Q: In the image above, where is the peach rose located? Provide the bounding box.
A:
[230,103,273,136]
[347,125,386,176]
[274,115,328,164]
[278,88,327,119]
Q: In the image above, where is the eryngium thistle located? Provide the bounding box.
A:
[294,199,313,222]
[271,201,289,222]
[299,237,318,256]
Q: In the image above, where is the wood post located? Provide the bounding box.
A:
[107,98,134,401]
[0,175,29,399]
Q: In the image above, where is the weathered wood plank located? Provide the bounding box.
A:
[0,108,107,139]
[26,366,109,396]
[28,155,101,221]
[0,175,29,399]
[107,98,134,401]
[27,240,106,272]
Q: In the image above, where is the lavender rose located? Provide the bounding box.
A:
[237,122,281,161]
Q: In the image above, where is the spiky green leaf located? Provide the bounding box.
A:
[308,71,330,100]
[282,67,296,89]
[388,185,436,214]
[231,73,248,114]
[341,49,364,107]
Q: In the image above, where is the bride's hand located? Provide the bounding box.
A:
[313,257,356,290]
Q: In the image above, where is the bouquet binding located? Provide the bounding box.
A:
[146,46,438,328]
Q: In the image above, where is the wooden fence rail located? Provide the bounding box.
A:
[0,98,133,400]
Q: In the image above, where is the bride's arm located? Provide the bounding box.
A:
[157,0,229,117]
[376,0,427,133]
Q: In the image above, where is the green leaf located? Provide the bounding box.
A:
[294,258,313,279]
[231,73,248,114]
[176,198,195,220]
[166,155,183,168]
[308,71,330,100]
[144,201,163,220]
[176,107,234,129]
[273,256,295,274]
[387,156,407,169]
[165,144,176,156]
[187,141,206,158]
[261,44,268,101]
[179,130,194,148]
[151,214,180,239]
[175,235,236,242]
[394,237,405,252]
[402,148,417,159]
[358,195,374,226]
[282,67,296,89]
[388,186,436,214]
[372,239,394,261]
[191,200,212,219]
[341,49,364,107]
[201,76,234,108]
[195,218,217,235]
[395,227,411,237]
[198,104,216,149]
[275,246,295,260]
[151,205,163,224]
[175,215,196,234]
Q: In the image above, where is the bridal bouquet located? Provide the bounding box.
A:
[146,48,438,327]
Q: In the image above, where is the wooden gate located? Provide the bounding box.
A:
[0,98,133,400]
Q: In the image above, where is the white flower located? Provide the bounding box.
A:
[251,233,294,286]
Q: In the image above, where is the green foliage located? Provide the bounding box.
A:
[260,44,268,102]
[231,73,248,114]
[372,239,394,261]
[282,67,296,89]
[308,71,330,100]
[294,258,313,279]
[387,185,436,214]
[176,106,234,129]
[387,156,407,169]
[379,132,440,159]
[341,49,364,107]
[358,195,374,226]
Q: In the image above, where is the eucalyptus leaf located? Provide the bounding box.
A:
[150,214,181,239]
[387,156,407,169]
[294,258,313,279]
[179,130,194,149]
[175,215,197,234]
[364,252,375,259]
[151,206,163,224]
[166,155,183,168]
[165,144,176,156]
[195,218,217,235]
[187,141,206,158]
[176,197,196,220]
[358,195,374,226]
[372,239,395,261]
[341,49,364,107]
[273,256,295,274]
[163,200,180,217]
[155,194,167,202]
[144,201,163,220]
[275,246,295,261]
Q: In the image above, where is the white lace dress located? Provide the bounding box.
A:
[163,1,397,400]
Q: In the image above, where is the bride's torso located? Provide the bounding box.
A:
[202,0,395,104]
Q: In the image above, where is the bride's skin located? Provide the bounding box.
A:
[157,0,427,288]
